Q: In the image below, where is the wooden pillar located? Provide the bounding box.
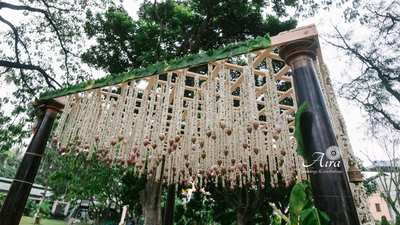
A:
[163,185,175,225]
[279,40,360,225]
[0,98,66,225]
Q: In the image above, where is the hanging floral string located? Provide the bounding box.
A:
[53,54,307,189]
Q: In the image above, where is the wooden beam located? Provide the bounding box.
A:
[274,65,291,81]
[278,88,293,102]
[253,47,273,68]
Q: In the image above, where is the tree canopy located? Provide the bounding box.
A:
[329,0,400,135]
[81,0,297,74]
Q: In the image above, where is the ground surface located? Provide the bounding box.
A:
[20,216,88,225]
[20,216,67,225]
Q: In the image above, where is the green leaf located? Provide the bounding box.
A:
[294,101,308,163]
[177,58,189,68]
[167,58,179,71]
[122,69,136,83]
[299,208,330,225]
[136,68,147,79]
[194,52,210,65]
[154,61,165,74]
[289,181,313,225]
[112,73,124,84]
[186,54,195,65]
[146,64,158,76]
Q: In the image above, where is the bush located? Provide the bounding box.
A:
[396,214,400,225]
[381,215,390,225]
[0,193,6,211]
[29,201,52,219]
[23,199,37,216]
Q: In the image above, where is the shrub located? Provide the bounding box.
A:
[30,201,52,219]
[381,215,390,225]
[23,199,37,216]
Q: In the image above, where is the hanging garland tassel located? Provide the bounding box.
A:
[54,54,305,189]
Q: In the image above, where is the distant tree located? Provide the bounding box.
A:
[49,149,126,223]
[363,127,400,217]
[82,1,298,74]
[357,157,379,196]
[0,151,21,179]
[328,0,400,135]
[204,171,294,225]
[0,98,30,154]
[119,168,147,221]
[0,0,115,116]
[179,189,214,225]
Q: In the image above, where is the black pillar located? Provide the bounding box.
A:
[279,40,360,225]
[163,185,176,225]
[0,99,65,225]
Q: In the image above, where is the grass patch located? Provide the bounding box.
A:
[20,216,67,225]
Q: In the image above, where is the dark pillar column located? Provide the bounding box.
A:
[163,185,176,225]
[0,98,65,225]
[279,40,360,225]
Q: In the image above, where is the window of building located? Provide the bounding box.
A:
[376,203,381,212]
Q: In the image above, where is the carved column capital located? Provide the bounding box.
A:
[278,39,318,66]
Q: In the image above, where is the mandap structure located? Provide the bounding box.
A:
[0,24,374,225]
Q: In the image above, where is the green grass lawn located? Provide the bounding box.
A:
[20,216,68,225]
[20,216,93,225]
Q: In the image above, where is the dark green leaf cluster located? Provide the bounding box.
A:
[47,147,124,206]
[294,101,308,163]
[29,201,52,219]
[380,215,391,225]
[119,168,147,219]
[201,170,295,224]
[0,98,30,154]
[0,152,21,179]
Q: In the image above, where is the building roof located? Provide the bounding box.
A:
[0,177,52,200]
[366,160,400,172]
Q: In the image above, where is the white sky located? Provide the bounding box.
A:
[0,0,384,166]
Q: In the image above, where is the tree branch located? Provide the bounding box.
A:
[40,0,71,85]
[213,186,238,211]
[0,15,37,96]
[0,60,61,89]
[0,16,20,62]
[331,26,400,103]
[358,100,400,131]
[0,2,47,13]
[153,0,164,62]
[191,2,215,53]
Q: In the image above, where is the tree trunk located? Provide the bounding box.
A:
[236,212,251,225]
[39,180,48,205]
[140,173,163,225]
[259,208,271,225]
